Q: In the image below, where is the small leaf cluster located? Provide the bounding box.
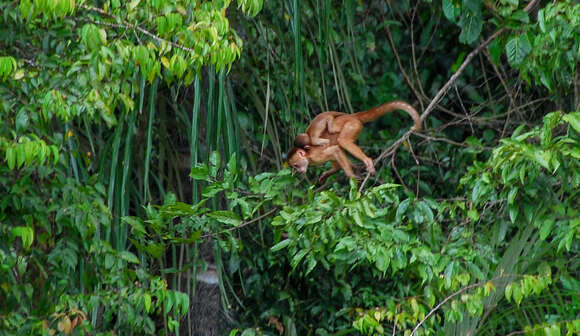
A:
[0,56,17,80]
[462,111,580,251]
[504,0,580,91]
[1,135,60,170]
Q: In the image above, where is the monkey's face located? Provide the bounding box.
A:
[288,149,309,174]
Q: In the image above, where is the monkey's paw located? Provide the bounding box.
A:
[364,159,376,175]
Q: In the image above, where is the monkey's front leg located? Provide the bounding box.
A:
[329,146,358,179]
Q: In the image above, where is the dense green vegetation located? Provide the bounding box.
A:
[1,0,580,335]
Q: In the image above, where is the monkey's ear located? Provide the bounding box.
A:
[297,149,307,157]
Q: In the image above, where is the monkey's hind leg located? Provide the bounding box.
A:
[336,121,375,175]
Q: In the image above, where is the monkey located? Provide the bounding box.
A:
[287,100,421,182]
[286,144,356,183]
[293,112,344,149]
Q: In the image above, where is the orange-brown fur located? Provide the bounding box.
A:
[287,100,421,182]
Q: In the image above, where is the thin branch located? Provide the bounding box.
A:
[200,207,279,239]
[384,25,425,111]
[483,49,517,138]
[363,0,542,192]
[454,84,475,134]
[80,5,197,54]
[409,274,521,336]
[372,27,507,173]
[418,27,507,125]
[406,139,420,197]
[409,4,427,101]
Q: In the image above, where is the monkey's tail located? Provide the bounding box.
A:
[354,100,422,131]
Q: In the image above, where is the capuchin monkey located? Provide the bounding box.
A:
[287,100,421,182]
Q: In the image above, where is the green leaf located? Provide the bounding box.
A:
[12,226,34,249]
[487,38,502,65]
[416,201,434,223]
[538,8,546,32]
[351,208,364,227]
[6,147,15,169]
[507,187,518,205]
[375,249,390,272]
[505,34,531,67]
[291,249,309,269]
[208,210,241,226]
[563,112,580,133]
[271,239,291,252]
[458,8,482,44]
[505,283,513,301]
[119,251,140,264]
[442,0,459,22]
[509,10,529,23]
[145,243,166,258]
[545,324,561,336]
[305,255,317,275]
[123,216,147,236]
[164,290,175,315]
[396,198,411,222]
[467,208,479,221]
[190,164,210,180]
[508,204,518,223]
[209,151,221,177]
[143,294,152,313]
[227,153,237,176]
[451,51,466,73]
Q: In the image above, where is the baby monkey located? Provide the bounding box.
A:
[293,112,344,149]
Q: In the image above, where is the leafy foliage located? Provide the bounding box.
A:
[0,0,261,334]
[2,0,580,335]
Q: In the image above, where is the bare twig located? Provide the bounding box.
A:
[409,4,427,101]
[454,84,475,134]
[384,25,425,111]
[390,154,409,191]
[414,132,490,149]
[479,52,493,102]
[483,49,517,138]
[406,139,420,197]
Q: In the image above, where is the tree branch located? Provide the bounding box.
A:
[200,207,279,239]
[361,0,542,192]
[79,5,197,55]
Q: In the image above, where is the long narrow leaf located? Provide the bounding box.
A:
[143,78,158,202]
[191,74,201,203]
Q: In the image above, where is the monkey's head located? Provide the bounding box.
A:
[286,146,309,174]
[293,133,311,150]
